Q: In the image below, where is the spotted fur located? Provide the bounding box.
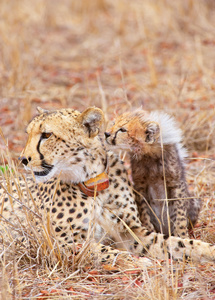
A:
[105,109,202,237]
[0,107,214,264]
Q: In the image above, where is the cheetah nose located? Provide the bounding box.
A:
[19,156,31,166]
[104,132,111,139]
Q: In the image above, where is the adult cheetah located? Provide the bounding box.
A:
[0,107,214,264]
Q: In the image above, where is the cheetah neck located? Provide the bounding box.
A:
[77,156,109,197]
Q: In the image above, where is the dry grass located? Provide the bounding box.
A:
[0,0,215,299]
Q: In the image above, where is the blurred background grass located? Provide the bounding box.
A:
[0,0,215,140]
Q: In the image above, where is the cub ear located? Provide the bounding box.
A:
[145,121,160,144]
[37,107,49,114]
[79,107,105,138]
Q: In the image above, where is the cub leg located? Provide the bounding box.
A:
[134,190,155,232]
[168,183,189,238]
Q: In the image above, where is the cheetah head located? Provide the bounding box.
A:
[105,110,160,157]
[20,107,107,183]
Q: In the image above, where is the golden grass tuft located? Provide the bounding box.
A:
[182,110,215,152]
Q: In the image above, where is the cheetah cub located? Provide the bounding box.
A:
[105,109,201,237]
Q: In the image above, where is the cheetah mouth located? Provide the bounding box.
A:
[34,161,54,177]
[105,140,130,151]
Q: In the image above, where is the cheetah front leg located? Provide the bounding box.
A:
[134,189,155,232]
[100,192,215,263]
[129,227,215,263]
[187,197,202,229]
[105,220,215,263]
[168,181,201,233]
[92,243,152,268]
[168,183,189,238]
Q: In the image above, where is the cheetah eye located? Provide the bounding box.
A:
[41,132,52,139]
[118,128,127,133]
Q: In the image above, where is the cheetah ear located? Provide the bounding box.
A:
[79,107,105,138]
[37,106,49,114]
[144,121,160,144]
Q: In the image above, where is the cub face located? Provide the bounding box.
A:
[20,107,106,183]
[105,111,160,156]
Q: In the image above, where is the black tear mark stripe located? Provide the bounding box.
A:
[37,138,44,160]
[112,130,120,145]
[112,128,127,145]
[35,138,54,177]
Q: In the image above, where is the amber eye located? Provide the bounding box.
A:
[41,132,52,139]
